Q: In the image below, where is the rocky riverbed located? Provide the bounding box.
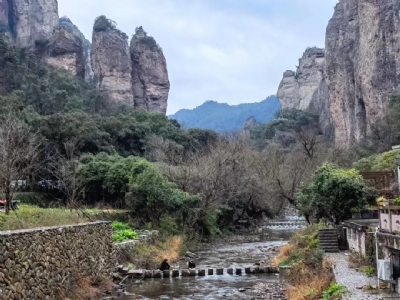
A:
[114,229,293,299]
[250,282,287,300]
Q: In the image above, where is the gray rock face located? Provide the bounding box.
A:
[11,0,59,48]
[277,47,334,138]
[242,116,258,137]
[59,16,94,82]
[325,0,400,147]
[277,47,326,110]
[91,26,133,106]
[45,27,85,78]
[0,0,9,29]
[131,26,170,114]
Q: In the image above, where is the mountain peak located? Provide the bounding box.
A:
[169,96,280,133]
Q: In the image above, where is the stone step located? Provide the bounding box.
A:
[320,246,339,251]
[321,249,340,253]
[319,235,338,238]
[128,270,144,279]
[320,241,338,244]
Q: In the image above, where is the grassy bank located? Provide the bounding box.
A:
[117,235,184,269]
[273,225,347,300]
[0,205,89,231]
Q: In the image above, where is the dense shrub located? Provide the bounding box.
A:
[111,221,131,231]
[113,229,138,242]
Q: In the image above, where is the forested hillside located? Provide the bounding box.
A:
[169,96,280,132]
[0,34,284,237]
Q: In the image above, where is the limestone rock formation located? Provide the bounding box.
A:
[46,27,85,78]
[277,47,333,137]
[91,17,133,106]
[277,47,326,110]
[59,17,94,82]
[325,0,400,147]
[11,0,59,48]
[131,26,170,114]
[0,0,9,30]
[242,116,258,137]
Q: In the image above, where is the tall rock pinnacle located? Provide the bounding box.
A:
[91,16,133,106]
[130,26,170,114]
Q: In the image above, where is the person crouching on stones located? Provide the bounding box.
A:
[188,260,196,269]
[160,259,170,271]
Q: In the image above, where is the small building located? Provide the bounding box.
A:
[377,205,400,291]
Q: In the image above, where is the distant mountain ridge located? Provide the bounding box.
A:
[169,96,281,132]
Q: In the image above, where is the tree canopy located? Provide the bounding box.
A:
[297,163,367,224]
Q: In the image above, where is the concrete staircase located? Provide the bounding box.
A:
[318,229,339,252]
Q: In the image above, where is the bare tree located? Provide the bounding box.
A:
[0,113,42,214]
[47,139,87,208]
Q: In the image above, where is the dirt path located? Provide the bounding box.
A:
[328,252,398,300]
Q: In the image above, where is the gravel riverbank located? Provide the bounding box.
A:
[250,282,288,300]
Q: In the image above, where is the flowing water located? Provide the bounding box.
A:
[121,228,297,300]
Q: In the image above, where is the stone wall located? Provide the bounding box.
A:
[347,227,367,256]
[0,221,115,300]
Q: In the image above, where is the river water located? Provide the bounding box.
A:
[121,228,297,300]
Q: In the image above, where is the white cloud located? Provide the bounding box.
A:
[58,0,337,114]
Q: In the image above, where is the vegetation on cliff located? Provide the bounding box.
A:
[93,15,128,40]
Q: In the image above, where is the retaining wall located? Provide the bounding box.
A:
[0,221,115,300]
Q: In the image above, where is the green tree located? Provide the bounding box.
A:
[127,159,200,226]
[79,153,139,206]
[297,163,367,224]
[353,150,400,172]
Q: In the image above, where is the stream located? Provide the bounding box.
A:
[121,228,298,300]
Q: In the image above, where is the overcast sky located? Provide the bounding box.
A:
[58,0,338,115]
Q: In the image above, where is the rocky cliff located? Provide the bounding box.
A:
[45,26,85,78]
[11,0,59,48]
[277,0,400,146]
[0,0,9,31]
[59,17,94,82]
[0,5,170,112]
[91,17,133,106]
[242,116,259,137]
[131,26,170,114]
[325,0,400,147]
[277,47,326,110]
[277,47,333,137]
